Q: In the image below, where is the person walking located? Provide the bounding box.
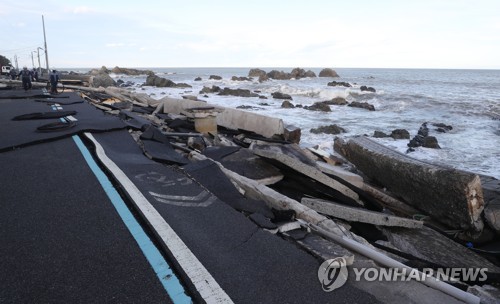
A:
[9,68,17,80]
[49,69,59,94]
[32,68,39,82]
[18,67,32,91]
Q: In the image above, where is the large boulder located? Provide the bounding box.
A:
[327,81,351,87]
[271,92,293,100]
[360,85,376,93]
[348,101,375,111]
[89,66,110,76]
[218,88,259,97]
[391,129,410,140]
[231,76,252,81]
[310,124,346,134]
[199,85,221,94]
[407,123,441,150]
[91,72,116,88]
[290,68,316,79]
[304,102,331,112]
[248,68,267,78]
[146,74,192,88]
[209,75,222,80]
[319,68,339,77]
[267,70,289,80]
[111,66,153,75]
[281,100,295,108]
[323,97,348,106]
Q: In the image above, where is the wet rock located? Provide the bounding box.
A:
[231,76,252,81]
[199,85,221,94]
[259,102,270,106]
[91,72,116,88]
[118,80,135,87]
[271,92,293,100]
[111,66,153,75]
[408,123,441,150]
[323,97,348,106]
[258,74,269,82]
[319,68,339,77]
[266,68,316,80]
[348,101,375,111]
[373,131,389,138]
[422,136,440,149]
[209,75,222,80]
[236,105,256,109]
[327,81,351,88]
[267,70,289,80]
[88,66,110,76]
[248,68,267,78]
[146,74,192,88]
[218,87,259,97]
[304,102,331,112]
[433,123,453,133]
[281,100,295,108]
[391,129,410,140]
[360,85,376,93]
[417,122,429,137]
[310,124,346,135]
[290,68,316,79]
[194,77,202,81]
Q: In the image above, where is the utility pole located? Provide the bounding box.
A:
[14,55,19,70]
[42,15,50,75]
[37,47,43,75]
[31,51,35,69]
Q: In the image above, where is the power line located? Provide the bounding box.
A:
[0,45,41,54]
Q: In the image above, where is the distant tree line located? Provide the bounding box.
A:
[0,55,12,67]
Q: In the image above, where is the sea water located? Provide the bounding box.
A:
[77,67,499,179]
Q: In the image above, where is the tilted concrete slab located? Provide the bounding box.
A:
[316,161,364,189]
[251,145,362,205]
[160,97,285,138]
[301,197,423,229]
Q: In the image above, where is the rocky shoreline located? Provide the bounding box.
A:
[58,66,475,157]
[2,69,499,303]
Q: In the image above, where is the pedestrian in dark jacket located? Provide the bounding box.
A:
[9,68,17,80]
[32,68,39,82]
[18,67,32,91]
[49,70,59,93]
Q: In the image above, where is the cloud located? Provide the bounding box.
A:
[105,43,125,48]
[11,22,26,27]
[64,6,96,14]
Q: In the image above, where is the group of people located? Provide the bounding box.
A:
[12,67,60,93]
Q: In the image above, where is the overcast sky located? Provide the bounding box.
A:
[1,0,499,69]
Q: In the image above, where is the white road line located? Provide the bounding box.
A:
[84,132,233,304]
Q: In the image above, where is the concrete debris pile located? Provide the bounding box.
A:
[1,76,499,304]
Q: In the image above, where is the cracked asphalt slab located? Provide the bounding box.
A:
[91,130,379,303]
[0,90,378,303]
[0,137,172,303]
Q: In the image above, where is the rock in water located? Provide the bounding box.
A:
[310,124,346,135]
[319,68,339,77]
